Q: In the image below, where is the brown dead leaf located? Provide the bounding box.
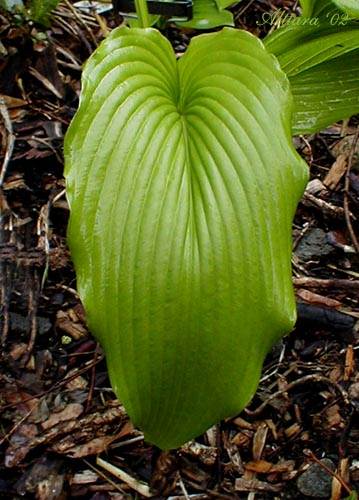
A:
[324,155,347,190]
[52,420,134,457]
[41,403,84,430]
[65,374,88,391]
[232,416,255,430]
[245,459,295,474]
[331,135,359,167]
[245,459,273,473]
[5,404,127,466]
[0,94,27,108]
[3,173,29,191]
[235,477,283,492]
[14,456,64,499]
[9,342,28,360]
[70,469,99,485]
[1,386,40,416]
[252,422,268,460]
[323,404,344,430]
[344,345,355,381]
[296,289,342,308]
[5,423,38,467]
[284,423,302,439]
[231,430,253,447]
[56,309,88,340]
[181,441,218,466]
[53,434,118,457]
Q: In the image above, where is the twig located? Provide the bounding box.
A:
[304,450,352,495]
[63,0,98,48]
[302,192,349,218]
[293,277,359,289]
[179,476,191,500]
[82,459,127,495]
[85,342,100,412]
[96,456,153,497]
[25,269,40,359]
[0,407,33,446]
[0,354,104,411]
[343,128,359,253]
[245,374,349,417]
[0,263,11,345]
[0,97,15,187]
[300,134,314,167]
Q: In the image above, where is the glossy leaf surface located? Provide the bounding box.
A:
[265,23,359,134]
[299,0,340,17]
[65,27,308,449]
[332,0,359,17]
[299,0,359,18]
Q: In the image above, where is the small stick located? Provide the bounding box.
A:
[0,97,15,187]
[179,476,191,500]
[96,457,153,497]
[0,354,104,412]
[85,343,100,412]
[245,374,349,417]
[304,450,352,495]
[83,459,127,494]
[63,0,98,47]
[343,128,359,253]
[0,408,33,446]
[293,277,359,289]
[302,192,348,218]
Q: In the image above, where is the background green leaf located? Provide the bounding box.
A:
[299,0,359,19]
[214,0,239,11]
[29,0,59,24]
[64,26,308,449]
[0,0,23,11]
[299,0,341,18]
[332,0,359,18]
[127,13,161,27]
[344,492,358,500]
[265,23,359,134]
[175,0,234,29]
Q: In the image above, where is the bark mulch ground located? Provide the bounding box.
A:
[0,1,358,498]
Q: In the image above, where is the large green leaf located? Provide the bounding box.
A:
[265,23,359,134]
[175,0,234,29]
[64,26,308,449]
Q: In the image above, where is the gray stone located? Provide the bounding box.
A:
[295,228,334,261]
[297,459,335,498]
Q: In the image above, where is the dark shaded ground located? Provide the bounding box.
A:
[0,1,358,498]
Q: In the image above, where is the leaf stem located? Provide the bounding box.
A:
[134,0,150,28]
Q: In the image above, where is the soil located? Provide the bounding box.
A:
[0,1,358,498]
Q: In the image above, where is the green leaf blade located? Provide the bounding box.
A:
[65,27,308,449]
[265,23,359,134]
[333,0,359,17]
[29,0,59,24]
[175,0,234,29]
[299,0,359,18]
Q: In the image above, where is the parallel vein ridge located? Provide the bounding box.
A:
[64,27,308,449]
